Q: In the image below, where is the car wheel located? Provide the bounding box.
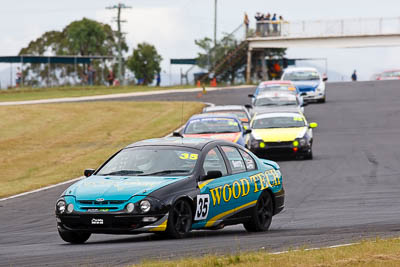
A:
[58,228,91,244]
[305,149,313,160]
[318,97,326,103]
[166,199,193,238]
[243,190,273,232]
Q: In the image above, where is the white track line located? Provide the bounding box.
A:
[0,102,215,202]
[0,85,250,106]
[0,176,84,202]
[269,242,359,255]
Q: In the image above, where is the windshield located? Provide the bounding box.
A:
[96,147,199,176]
[207,111,249,122]
[382,71,400,77]
[185,118,241,134]
[254,96,298,107]
[258,85,297,94]
[252,116,305,129]
[283,71,320,81]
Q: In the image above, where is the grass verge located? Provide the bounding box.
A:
[137,237,400,267]
[0,101,204,198]
[0,85,199,102]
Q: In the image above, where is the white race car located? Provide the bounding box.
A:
[281,67,327,103]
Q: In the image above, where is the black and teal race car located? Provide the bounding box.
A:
[55,137,285,243]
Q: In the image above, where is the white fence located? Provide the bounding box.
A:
[255,17,400,38]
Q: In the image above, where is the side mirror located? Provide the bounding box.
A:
[323,77,328,82]
[202,170,223,180]
[248,94,254,98]
[84,169,95,177]
[172,131,182,137]
[309,122,318,128]
[244,129,252,135]
[244,104,252,109]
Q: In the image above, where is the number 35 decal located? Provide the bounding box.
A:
[194,194,210,220]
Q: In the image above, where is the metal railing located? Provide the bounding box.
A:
[253,17,400,38]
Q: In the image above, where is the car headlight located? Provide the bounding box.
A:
[140,200,151,213]
[56,200,66,214]
[126,203,135,213]
[251,138,265,148]
[295,137,307,146]
[66,203,74,213]
[316,82,325,92]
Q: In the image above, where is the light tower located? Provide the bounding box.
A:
[106,3,131,85]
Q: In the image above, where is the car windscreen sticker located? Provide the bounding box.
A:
[179,153,198,160]
[293,117,303,121]
[232,160,244,169]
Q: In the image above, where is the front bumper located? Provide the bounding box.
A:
[251,141,310,158]
[302,91,325,102]
[57,212,168,234]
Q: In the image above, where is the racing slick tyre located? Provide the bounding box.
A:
[305,149,313,160]
[58,228,91,244]
[166,199,193,239]
[318,96,326,103]
[243,190,273,232]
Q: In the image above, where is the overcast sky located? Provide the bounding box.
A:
[1,0,400,85]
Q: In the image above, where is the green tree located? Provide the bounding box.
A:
[19,18,127,86]
[127,43,162,85]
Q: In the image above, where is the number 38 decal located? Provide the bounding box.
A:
[194,194,210,220]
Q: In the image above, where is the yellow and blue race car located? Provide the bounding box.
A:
[248,112,318,159]
[55,137,284,243]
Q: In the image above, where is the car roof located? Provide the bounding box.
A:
[126,137,219,150]
[254,112,304,120]
[188,113,241,121]
[259,80,293,86]
[203,105,246,112]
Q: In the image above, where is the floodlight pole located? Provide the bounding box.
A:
[106,3,131,85]
[214,0,218,46]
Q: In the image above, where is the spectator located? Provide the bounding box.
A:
[255,12,263,36]
[264,13,271,36]
[278,15,284,35]
[244,12,250,37]
[272,13,278,33]
[107,70,115,86]
[16,67,22,88]
[273,61,282,77]
[87,65,95,85]
[156,72,161,86]
[351,70,357,81]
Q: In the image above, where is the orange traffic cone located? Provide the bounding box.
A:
[196,80,201,87]
[210,78,217,87]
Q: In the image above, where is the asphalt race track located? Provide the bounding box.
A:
[1,81,400,266]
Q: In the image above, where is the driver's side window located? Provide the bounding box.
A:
[202,148,227,177]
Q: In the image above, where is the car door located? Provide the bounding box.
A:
[193,146,239,228]
[219,146,261,211]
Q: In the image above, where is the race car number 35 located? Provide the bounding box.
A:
[194,194,209,220]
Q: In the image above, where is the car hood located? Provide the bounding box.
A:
[291,81,320,91]
[64,175,186,201]
[252,127,306,142]
[183,132,242,143]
